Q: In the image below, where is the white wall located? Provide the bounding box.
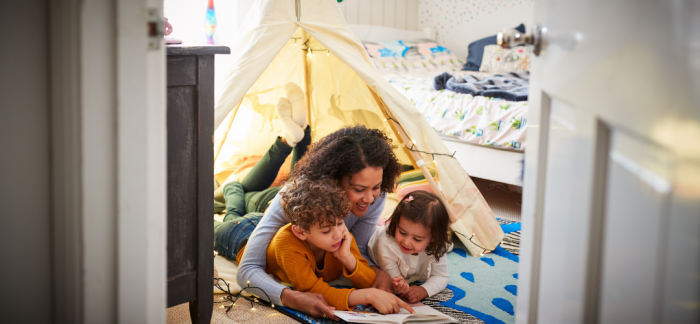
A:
[339,0,420,31]
[418,0,534,59]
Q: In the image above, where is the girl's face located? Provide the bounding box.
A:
[394,216,432,255]
[340,166,383,217]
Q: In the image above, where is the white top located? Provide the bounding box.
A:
[367,225,449,297]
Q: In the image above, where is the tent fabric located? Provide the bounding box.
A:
[213,0,503,256]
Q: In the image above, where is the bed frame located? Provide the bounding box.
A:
[348,24,524,186]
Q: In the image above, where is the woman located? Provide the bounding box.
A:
[236,125,403,319]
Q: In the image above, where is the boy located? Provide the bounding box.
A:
[236,177,411,312]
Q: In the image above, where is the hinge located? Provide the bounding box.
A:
[147,8,164,50]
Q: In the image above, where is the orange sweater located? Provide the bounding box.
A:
[238,224,376,310]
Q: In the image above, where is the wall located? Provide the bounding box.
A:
[0,0,53,322]
[418,0,534,59]
[339,0,420,31]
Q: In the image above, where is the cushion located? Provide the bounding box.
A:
[396,169,438,201]
[364,40,453,58]
[479,45,531,72]
[463,24,526,71]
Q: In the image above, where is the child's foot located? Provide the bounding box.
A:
[276,97,304,146]
[285,82,307,129]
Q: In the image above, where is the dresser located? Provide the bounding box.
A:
[166,45,230,324]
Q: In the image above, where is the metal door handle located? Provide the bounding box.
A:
[497,25,546,56]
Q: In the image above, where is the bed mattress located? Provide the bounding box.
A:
[384,71,528,151]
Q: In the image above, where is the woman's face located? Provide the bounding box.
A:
[340,166,383,217]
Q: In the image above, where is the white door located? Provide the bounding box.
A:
[516,1,700,323]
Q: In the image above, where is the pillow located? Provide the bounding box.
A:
[463,23,526,71]
[396,169,438,201]
[479,45,531,72]
[364,40,452,58]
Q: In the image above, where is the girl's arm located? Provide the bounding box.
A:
[420,255,450,297]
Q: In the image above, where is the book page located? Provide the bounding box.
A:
[333,303,457,324]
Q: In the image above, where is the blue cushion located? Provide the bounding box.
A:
[463,24,526,71]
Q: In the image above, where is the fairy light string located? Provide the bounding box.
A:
[382,114,503,255]
[214,277,275,313]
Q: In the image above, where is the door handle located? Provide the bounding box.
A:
[498,25,583,56]
[497,25,546,56]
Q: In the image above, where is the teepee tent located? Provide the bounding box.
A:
[213,0,503,256]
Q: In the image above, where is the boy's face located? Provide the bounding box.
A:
[295,218,348,252]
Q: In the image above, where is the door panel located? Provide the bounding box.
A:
[517,0,700,323]
[598,132,673,324]
[537,99,598,324]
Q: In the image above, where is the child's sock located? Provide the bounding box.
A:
[276,97,303,146]
[285,82,307,129]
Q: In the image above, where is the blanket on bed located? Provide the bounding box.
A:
[433,71,529,101]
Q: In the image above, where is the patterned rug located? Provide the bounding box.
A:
[277,219,521,324]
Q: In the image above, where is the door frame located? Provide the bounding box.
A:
[50,0,167,322]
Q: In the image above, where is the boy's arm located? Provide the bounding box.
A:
[420,255,449,297]
[275,238,356,311]
[342,236,377,289]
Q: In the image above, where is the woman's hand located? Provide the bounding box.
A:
[392,276,409,295]
[370,266,394,293]
[401,286,429,304]
[332,231,357,272]
[280,288,339,320]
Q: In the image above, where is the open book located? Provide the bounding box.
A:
[333,304,457,324]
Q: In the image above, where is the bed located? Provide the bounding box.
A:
[349,24,527,186]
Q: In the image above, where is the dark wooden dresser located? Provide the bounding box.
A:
[166,45,230,324]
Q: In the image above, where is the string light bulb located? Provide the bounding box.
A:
[251,307,256,311]
[327,51,330,56]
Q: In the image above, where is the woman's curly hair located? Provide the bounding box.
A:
[291,125,402,195]
[385,190,453,261]
[281,177,351,232]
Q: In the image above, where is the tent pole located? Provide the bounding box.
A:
[378,101,492,255]
[369,90,419,171]
[303,30,312,138]
[376,99,458,224]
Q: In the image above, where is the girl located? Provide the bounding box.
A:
[368,190,452,303]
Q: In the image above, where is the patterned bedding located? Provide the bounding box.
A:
[371,54,528,151]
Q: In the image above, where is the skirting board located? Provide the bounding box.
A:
[441,136,524,186]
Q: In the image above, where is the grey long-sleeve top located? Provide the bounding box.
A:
[236,190,386,306]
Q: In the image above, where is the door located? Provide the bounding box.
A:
[516,1,700,323]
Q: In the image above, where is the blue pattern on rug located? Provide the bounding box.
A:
[461,272,475,283]
[440,284,506,324]
[491,298,514,315]
[438,222,520,323]
[480,257,495,266]
[505,285,517,296]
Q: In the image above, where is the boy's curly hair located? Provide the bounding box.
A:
[386,190,453,261]
[281,177,351,232]
[290,125,401,195]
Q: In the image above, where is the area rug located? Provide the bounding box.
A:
[275,219,521,324]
